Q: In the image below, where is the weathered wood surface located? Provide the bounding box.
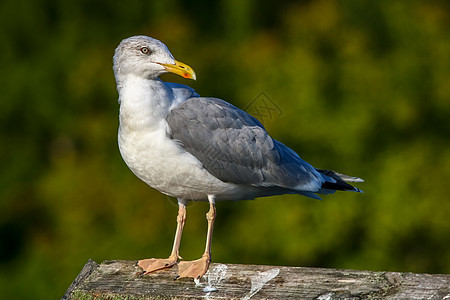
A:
[63,259,450,300]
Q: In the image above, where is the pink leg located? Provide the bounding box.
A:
[178,196,216,279]
[138,200,186,274]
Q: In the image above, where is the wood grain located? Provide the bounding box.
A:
[63,260,450,299]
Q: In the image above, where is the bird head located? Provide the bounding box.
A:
[113,35,196,81]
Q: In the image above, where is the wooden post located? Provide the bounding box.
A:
[63,259,450,299]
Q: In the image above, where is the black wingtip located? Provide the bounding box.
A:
[321,180,357,192]
[317,169,363,193]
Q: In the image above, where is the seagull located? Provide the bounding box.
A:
[113,35,363,279]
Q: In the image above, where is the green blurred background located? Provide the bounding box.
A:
[1,0,450,298]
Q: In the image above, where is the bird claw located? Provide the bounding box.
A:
[138,257,178,275]
[177,255,210,279]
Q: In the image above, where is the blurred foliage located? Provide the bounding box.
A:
[1,0,450,298]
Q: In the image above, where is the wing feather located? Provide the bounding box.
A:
[166,97,322,191]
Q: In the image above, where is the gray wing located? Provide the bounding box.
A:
[166,97,323,191]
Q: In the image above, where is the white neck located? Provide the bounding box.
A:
[118,75,173,133]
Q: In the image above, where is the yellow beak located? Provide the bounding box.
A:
[159,60,196,80]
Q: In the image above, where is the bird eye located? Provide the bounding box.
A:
[140,47,151,55]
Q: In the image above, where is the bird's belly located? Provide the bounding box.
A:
[118,129,235,200]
